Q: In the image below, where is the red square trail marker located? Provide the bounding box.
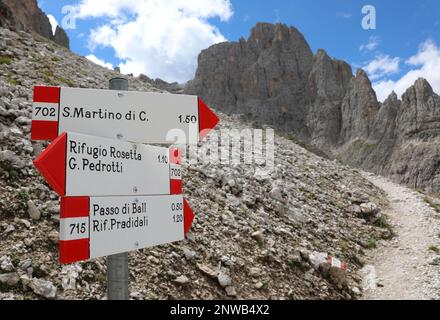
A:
[59,195,195,264]
[31,86,60,141]
[33,132,182,197]
[31,86,219,144]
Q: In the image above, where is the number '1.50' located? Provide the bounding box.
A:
[179,115,197,124]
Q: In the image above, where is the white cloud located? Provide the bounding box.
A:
[73,0,233,83]
[363,55,400,81]
[373,39,440,101]
[47,14,58,36]
[360,36,380,52]
[86,54,113,69]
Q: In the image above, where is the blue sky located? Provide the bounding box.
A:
[38,0,440,100]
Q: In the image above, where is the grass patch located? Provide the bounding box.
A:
[306,192,317,201]
[429,246,439,254]
[17,189,30,202]
[260,282,269,290]
[0,55,13,65]
[40,66,75,87]
[55,76,75,87]
[366,238,377,249]
[41,67,54,84]
[423,196,440,213]
[7,74,20,86]
[340,240,350,253]
[0,161,20,180]
[374,216,390,229]
[373,216,395,240]
[312,239,322,250]
[10,255,20,268]
[95,273,106,285]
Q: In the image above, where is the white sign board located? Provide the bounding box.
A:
[31,86,219,144]
[33,132,182,197]
[59,195,194,264]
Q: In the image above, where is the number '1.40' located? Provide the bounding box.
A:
[158,155,168,164]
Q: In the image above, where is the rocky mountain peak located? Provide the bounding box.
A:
[248,22,305,43]
[401,78,437,109]
[248,22,275,41]
[413,77,435,99]
[315,48,330,61]
[186,22,440,194]
[53,26,69,49]
[385,91,399,103]
[309,48,352,101]
[355,68,369,80]
[353,69,377,98]
[414,77,433,91]
[316,48,327,55]
[0,0,69,48]
[340,68,379,142]
[186,22,315,139]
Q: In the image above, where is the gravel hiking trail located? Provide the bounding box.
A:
[360,172,440,300]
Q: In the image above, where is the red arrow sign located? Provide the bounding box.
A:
[31,86,219,144]
[34,132,182,197]
[34,131,67,196]
[59,195,195,264]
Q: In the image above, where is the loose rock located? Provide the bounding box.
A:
[0,273,20,287]
[29,278,57,299]
[27,200,41,221]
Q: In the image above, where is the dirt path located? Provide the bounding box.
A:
[360,172,440,300]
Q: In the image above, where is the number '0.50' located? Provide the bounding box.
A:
[171,203,183,211]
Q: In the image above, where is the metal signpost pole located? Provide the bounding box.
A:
[107,77,129,300]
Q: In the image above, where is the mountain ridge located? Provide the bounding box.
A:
[186,22,440,194]
[0,0,69,49]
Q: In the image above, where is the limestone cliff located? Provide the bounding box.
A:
[186,23,440,194]
[0,0,69,48]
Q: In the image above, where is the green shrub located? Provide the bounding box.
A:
[366,238,377,249]
[0,55,13,65]
[429,246,439,254]
[423,196,440,213]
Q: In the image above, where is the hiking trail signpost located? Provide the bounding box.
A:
[59,195,194,264]
[31,86,218,144]
[33,132,183,197]
[31,78,219,300]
